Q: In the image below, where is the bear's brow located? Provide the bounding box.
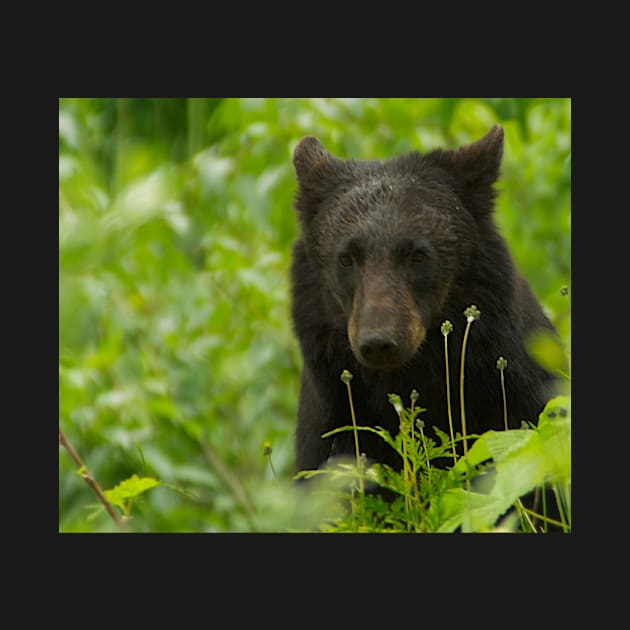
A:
[344,236,364,255]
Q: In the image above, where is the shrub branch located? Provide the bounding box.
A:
[59,426,126,530]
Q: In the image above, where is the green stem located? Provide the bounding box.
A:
[514,498,537,532]
[444,334,457,464]
[408,402,418,506]
[518,504,567,531]
[419,427,432,485]
[408,394,423,524]
[500,369,508,431]
[266,455,278,480]
[399,416,412,528]
[459,320,472,458]
[343,377,365,523]
[552,483,570,533]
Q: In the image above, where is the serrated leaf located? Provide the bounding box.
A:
[103,474,160,510]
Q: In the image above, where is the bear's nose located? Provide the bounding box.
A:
[358,333,400,365]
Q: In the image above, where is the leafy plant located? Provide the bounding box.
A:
[304,385,570,533]
[103,474,161,518]
[439,394,571,532]
[295,301,571,534]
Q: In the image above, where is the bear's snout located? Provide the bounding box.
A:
[351,319,425,369]
[347,279,426,370]
[358,331,401,366]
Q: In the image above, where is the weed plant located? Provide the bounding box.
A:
[296,303,571,533]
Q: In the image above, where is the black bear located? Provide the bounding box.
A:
[290,125,557,473]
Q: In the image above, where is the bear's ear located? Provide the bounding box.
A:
[293,136,338,187]
[428,125,504,216]
[451,124,504,184]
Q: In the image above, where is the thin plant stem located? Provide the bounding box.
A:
[460,306,480,496]
[266,454,278,479]
[444,334,457,464]
[518,504,566,530]
[459,320,472,458]
[539,486,547,533]
[399,413,412,526]
[418,425,432,485]
[267,456,278,479]
[389,393,413,526]
[341,371,365,525]
[514,498,537,532]
[409,391,423,520]
[497,357,508,431]
[59,426,126,530]
[552,483,570,533]
[500,369,508,431]
[263,441,277,479]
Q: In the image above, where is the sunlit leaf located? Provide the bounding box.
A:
[103,475,161,511]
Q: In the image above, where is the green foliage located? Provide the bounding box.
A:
[444,395,571,532]
[59,98,570,532]
[103,475,161,517]
[307,392,570,533]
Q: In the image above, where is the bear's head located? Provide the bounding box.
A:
[292,126,504,370]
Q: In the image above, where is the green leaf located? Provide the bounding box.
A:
[435,488,514,533]
[321,424,398,451]
[538,395,571,427]
[103,474,161,511]
[452,434,492,475]
[537,396,571,484]
[455,428,541,493]
[443,395,571,530]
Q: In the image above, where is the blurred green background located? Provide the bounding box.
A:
[59,98,571,532]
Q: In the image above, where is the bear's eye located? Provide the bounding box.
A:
[411,249,428,264]
[338,253,353,268]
